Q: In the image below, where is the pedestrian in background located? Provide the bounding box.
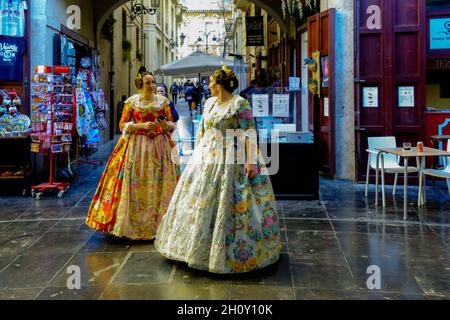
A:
[157,83,179,122]
[170,82,179,105]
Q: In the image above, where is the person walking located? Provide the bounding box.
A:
[157,83,179,122]
[169,82,179,105]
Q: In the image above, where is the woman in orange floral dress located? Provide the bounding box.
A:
[86,72,178,240]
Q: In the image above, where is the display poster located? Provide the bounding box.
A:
[252,94,269,117]
[362,87,379,108]
[324,97,329,117]
[289,77,300,91]
[429,18,450,50]
[272,94,290,118]
[398,86,415,107]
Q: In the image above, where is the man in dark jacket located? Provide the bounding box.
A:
[169,82,179,104]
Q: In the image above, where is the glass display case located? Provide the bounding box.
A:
[247,87,318,200]
[247,87,313,144]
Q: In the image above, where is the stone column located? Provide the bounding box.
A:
[323,0,356,180]
[30,0,50,68]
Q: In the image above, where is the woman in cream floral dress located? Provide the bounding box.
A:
[86,72,178,240]
[155,66,281,273]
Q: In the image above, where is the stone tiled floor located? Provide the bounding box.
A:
[1,121,450,299]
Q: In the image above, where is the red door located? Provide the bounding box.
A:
[355,0,426,181]
[308,9,336,176]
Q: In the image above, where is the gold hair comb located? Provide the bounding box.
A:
[221,62,233,75]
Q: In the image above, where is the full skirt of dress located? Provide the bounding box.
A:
[155,132,281,273]
[86,133,178,240]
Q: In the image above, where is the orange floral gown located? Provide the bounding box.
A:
[86,94,179,240]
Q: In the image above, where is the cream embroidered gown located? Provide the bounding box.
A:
[155,95,281,273]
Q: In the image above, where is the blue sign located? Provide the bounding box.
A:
[430,18,450,50]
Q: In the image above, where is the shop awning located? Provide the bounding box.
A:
[155,51,236,77]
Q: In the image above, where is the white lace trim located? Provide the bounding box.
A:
[122,121,134,138]
[125,94,168,112]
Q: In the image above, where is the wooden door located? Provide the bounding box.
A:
[355,0,426,181]
[308,9,336,176]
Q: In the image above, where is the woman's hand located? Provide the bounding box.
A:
[245,163,259,180]
[158,119,169,131]
[126,123,141,133]
[158,119,175,132]
[142,121,157,132]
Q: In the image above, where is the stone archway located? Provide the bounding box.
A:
[93,0,286,39]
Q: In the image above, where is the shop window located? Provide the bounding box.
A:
[426,0,450,10]
[440,74,450,98]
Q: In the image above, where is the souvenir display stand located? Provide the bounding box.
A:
[74,59,106,173]
[30,66,74,200]
[0,89,32,196]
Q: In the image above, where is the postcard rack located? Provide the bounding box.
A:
[30,66,74,200]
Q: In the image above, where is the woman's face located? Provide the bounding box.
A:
[209,76,220,97]
[156,86,167,97]
[142,74,156,93]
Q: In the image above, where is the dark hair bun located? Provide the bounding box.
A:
[134,71,153,90]
[212,69,239,93]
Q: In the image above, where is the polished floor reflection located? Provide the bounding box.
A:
[1,104,449,299]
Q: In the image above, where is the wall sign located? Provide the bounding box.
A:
[398,86,415,108]
[273,94,290,118]
[245,16,264,46]
[430,18,450,50]
[289,77,300,91]
[252,94,269,117]
[362,87,378,108]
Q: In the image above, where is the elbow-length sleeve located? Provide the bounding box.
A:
[119,99,134,133]
[237,98,256,131]
[162,97,175,122]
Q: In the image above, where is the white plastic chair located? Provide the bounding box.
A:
[419,139,450,204]
[365,136,418,203]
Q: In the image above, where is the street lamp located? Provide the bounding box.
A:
[198,31,217,54]
[130,0,161,20]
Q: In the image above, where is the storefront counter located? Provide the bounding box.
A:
[260,142,319,200]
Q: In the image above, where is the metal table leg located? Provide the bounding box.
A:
[404,157,409,220]
[381,153,386,207]
[375,152,381,206]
